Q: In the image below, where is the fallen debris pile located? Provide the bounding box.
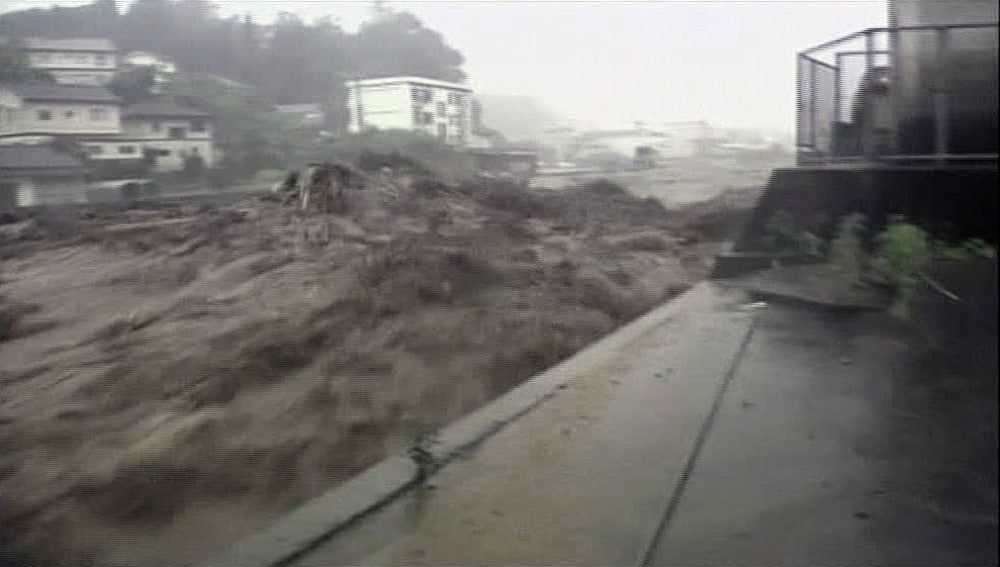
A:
[1,174,736,566]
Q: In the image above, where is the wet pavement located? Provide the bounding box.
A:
[278,266,996,566]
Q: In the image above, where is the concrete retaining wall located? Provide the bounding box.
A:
[733,165,998,253]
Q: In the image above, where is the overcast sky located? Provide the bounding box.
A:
[3,0,887,133]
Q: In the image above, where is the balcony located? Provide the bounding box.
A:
[796,22,998,166]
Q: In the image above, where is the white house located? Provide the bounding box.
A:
[0,85,214,174]
[23,37,117,86]
[0,83,123,144]
[121,51,177,93]
[345,76,472,147]
[111,101,214,173]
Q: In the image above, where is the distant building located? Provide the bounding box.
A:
[0,143,87,207]
[23,37,117,86]
[113,101,214,173]
[1,84,214,177]
[0,83,123,144]
[121,51,177,93]
[345,76,472,146]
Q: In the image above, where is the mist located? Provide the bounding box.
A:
[3,0,887,135]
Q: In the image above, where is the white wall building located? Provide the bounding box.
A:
[23,37,117,86]
[345,76,472,146]
[96,101,214,173]
[0,85,214,174]
[0,83,123,143]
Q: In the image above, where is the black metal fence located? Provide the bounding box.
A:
[796,23,998,165]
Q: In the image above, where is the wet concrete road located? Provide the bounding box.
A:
[285,272,997,566]
[291,284,754,566]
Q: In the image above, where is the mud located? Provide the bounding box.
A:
[1,176,751,565]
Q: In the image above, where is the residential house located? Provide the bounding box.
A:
[23,37,117,86]
[121,51,177,93]
[0,143,87,207]
[345,76,472,147]
[1,84,214,176]
[115,101,213,173]
[0,83,122,145]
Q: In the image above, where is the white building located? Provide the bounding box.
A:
[0,85,214,174]
[23,37,117,86]
[0,83,123,144]
[345,76,472,146]
[121,51,177,93]
[107,101,214,173]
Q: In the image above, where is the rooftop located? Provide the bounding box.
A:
[23,37,116,52]
[0,144,85,171]
[122,101,211,119]
[2,83,120,103]
[346,76,472,92]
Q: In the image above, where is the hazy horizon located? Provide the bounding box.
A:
[2,0,888,135]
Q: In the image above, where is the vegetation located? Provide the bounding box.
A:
[1,0,466,123]
[764,210,823,258]
[827,212,867,289]
[0,39,54,83]
[872,218,931,319]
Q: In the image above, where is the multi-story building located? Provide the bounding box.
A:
[1,84,213,174]
[103,101,213,173]
[0,83,122,144]
[23,37,117,86]
[345,76,472,146]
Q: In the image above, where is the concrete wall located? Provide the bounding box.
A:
[80,137,214,173]
[0,100,121,137]
[2,175,88,207]
[733,166,998,253]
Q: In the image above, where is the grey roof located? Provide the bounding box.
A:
[0,144,85,171]
[275,103,322,114]
[23,37,116,52]
[3,83,120,103]
[122,101,210,119]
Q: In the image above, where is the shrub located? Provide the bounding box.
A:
[873,219,930,319]
[827,212,867,287]
[765,210,823,257]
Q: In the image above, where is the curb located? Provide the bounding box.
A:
[213,283,716,567]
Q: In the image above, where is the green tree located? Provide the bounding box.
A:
[0,42,55,83]
[107,65,156,104]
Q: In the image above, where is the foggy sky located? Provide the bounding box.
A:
[3,0,887,134]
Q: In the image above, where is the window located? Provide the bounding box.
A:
[37,53,51,63]
[37,109,52,121]
[118,145,136,155]
[151,120,161,133]
[87,145,103,155]
[168,127,186,139]
[410,88,432,104]
[95,54,108,66]
[436,102,446,117]
[64,110,75,118]
[158,149,170,157]
[89,108,108,121]
[422,112,433,125]
[75,54,88,63]
[191,119,206,133]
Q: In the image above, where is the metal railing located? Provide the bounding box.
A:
[796,23,998,165]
